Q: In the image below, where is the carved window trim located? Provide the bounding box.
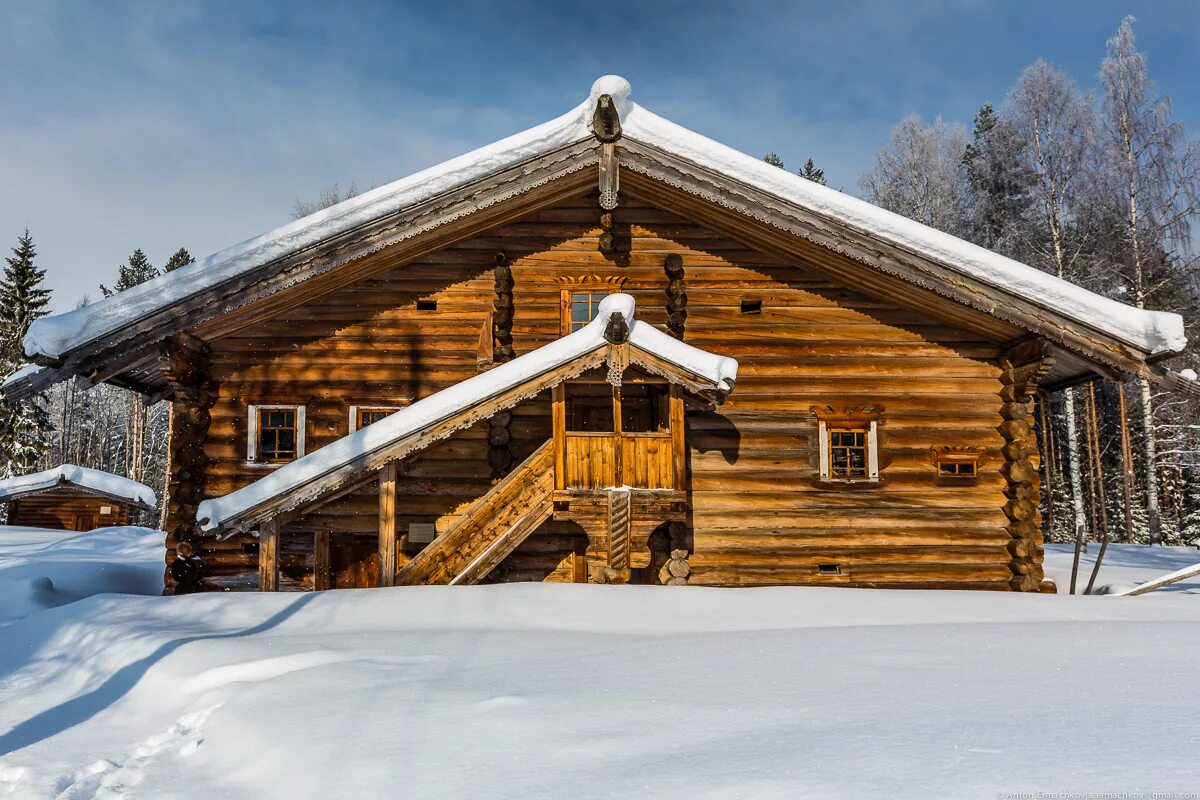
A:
[556,275,627,336]
[247,404,306,466]
[812,406,882,486]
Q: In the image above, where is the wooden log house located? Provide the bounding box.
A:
[5,76,1195,593]
[0,464,156,531]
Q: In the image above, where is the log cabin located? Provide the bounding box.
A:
[5,76,1195,594]
[0,464,156,531]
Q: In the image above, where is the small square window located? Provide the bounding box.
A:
[828,428,868,479]
[816,415,880,483]
[349,405,403,432]
[740,299,763,314]
[938,461,977,478]
[248,405,305,464]
[417,299,438,311]
[258,408,296,462]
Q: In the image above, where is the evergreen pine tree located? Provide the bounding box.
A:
[0,230,51,365]
[962,103,1032,255]
[163,247,195,272]
[100,248,159,297]
[762,153,785,169]
[0,229,52,479]
[797,158,826,185]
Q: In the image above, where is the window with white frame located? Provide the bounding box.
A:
[816,415,880,482]
[247,404,306,464]
[348,405,403,432]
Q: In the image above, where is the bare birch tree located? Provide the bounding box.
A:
[859,114,969,236]
[1005,59,1095,553]
[1098,17,1200,544]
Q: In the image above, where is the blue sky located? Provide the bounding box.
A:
[1,0,1197,311]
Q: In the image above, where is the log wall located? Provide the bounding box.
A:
[7,490,132,530]
[195,191,1024,591]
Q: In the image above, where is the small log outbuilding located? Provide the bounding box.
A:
[4,76,1195,594]
[0,464,157,531]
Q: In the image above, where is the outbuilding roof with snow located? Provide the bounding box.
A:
[5,75,1191,399]
[0,464,157,509]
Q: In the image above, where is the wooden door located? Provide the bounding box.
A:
[72,512,99,531]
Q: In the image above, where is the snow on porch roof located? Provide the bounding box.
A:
[0,464,157,508]
[23,75,1185,363]
[195,294,737,533]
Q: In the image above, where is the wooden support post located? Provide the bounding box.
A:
[1117,382,1136,543]
[612,383,623,486]
[158,334,218,595]
[552,384,566,490]
[313,530,330,591]
[998,338,1054,592]
[670,385,686,491]
[379,462,398,587]
[259,519,279,592]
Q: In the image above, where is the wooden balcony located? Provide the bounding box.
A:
[562,432,677,489]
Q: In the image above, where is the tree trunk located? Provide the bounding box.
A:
[1065,387,1088,594]
[1139,377,1161,545]
[1117,382,1136,543]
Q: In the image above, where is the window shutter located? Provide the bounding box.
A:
[247,404,260,461]
[818,420,829,479]
[296,406,307,457]
[867,420,880,479]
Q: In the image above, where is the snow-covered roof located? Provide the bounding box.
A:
[197,293,737,532]
[2,364,45,390]
[0,464,158,508]
[23,75,1185,362]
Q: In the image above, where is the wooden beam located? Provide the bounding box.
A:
[378,462,398,587]
[314,530,330,591]
[258,519,279,592]
[670,384,686,491]
[552,384,567,491]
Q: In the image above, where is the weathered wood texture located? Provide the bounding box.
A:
[395,442,555,585]
[192,191,1031,590]
[5,490,132,530]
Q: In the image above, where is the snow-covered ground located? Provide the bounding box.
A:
[1044,542,1200,594]
[1,527,1198,799]
[0,526,163,627]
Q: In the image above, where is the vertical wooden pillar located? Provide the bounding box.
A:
[670,385,686,491]
[259,518,279,592]
[313,530,331,591]
[158,334,218,595]
[999,339,1054,592]
[611,383,623,486]
[552,384,566,490]
[378,462,398,587]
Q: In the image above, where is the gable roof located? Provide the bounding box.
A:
[196,293,737,535]
[9,75,1188,399]
[0,464,157,508]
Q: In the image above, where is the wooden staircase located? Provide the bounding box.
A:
[394,441,555,585]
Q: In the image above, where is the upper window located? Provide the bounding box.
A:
[569,292,606,332]
[349,405,403,432]
[248,405,306,464]
[828,428,869,479]
[815,410,880,483]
